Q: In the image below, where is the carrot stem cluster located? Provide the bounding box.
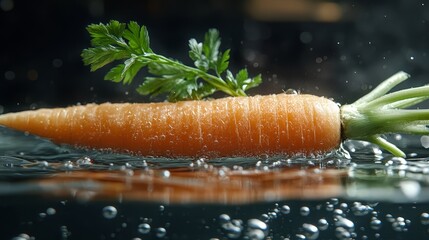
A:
[341,71,429,157]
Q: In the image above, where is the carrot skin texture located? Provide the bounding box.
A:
[0,94,341,157]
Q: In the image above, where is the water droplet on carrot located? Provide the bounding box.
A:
[285,89,298,95]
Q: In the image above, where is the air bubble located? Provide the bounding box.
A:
[222,221,242,239]
[370,219,382,230]
[318,218,329,231]
[260,214,270,222]
[268,211,277,219]
[155,227,167,238]
[385,157,407,166]
[280,205,290,215]
[299,32,313,44]
[52,58,63,68]
[138,223,151,234]
[352,202,371,216]
[333,209,344,218]
[392,218,407,232]
[39,161,49,168]
[299,206,310,216]
[386,214,395,223]
[326,204,334,211]
[399,180,421,199]
[46,208,56,215]
[245,229,265,240]
[292,233,304,239]
[63,161,74,169]
[160,170,170,178]
[335,227,351,240]
[60,225,71,239]
[11,233,31,240]
[4,70,15,80]
[335,217,355,231]
[420,135,429,148]
[421,213,429,225]
[248,219,268,231]
[219,214,231,224]
[302,223,319,240]
[76,156,92,166]
[102,206,118,219]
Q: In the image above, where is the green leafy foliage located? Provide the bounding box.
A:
[82,21,262,101]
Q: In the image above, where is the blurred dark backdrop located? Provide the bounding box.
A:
[1,0,428,112]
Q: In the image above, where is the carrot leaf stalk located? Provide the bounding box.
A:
[81,20,262,102]
[341,71,429,157]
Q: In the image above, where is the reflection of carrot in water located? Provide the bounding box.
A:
[0,94,340,157]
[33,167,347,203]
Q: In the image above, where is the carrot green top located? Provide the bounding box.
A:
[81,20,261,102]
[341,71,429,157]
[82,21,429,157]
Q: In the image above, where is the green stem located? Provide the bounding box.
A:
[153,55,246,97]
[341,71,429,157]
[362,86,429,109]
[353,71,410,105]
[388,96,429,109]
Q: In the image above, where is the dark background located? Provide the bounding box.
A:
[1,0,429,112]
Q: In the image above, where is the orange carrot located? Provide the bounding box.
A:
[1,71,428,157]
[0,94,341,157]
[0,22,426,158]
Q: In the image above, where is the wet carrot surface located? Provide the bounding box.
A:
[0,94,341,157]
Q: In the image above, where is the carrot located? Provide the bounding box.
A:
[1,21,428,158]
[0,94,341,157]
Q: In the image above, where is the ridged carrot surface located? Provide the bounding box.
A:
[0,94,341,157]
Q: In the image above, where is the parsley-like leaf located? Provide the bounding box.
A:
[82,21,262,101]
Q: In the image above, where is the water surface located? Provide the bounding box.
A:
[1,126,429,239]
